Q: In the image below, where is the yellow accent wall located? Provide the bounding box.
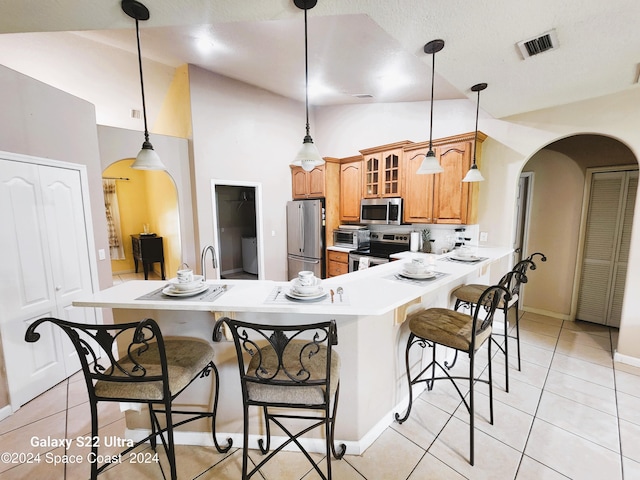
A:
[104,160,181,278]
[154,64,192,138]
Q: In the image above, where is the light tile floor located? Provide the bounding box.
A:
[2,300,640,478]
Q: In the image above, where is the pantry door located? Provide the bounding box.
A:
[0,157,96,407]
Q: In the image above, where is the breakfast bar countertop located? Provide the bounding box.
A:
[74,246,513,316]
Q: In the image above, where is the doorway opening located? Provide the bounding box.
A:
[211,180,264,280]
[103,159,181,281]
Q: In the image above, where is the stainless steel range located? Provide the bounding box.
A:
[348,232,411,272]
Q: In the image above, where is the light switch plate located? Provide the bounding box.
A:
[480,232,488,242]
[98,249,106,260]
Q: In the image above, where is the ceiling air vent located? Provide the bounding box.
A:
[517,29,559,59]
[352,93,374,99]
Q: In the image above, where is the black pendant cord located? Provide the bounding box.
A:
[428,49,435,153]
[472,88,480,166]
[303,6,311,140]
[135,17,150,144]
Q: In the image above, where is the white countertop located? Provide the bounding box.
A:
[326,245,353,253]
[75,247,512,317]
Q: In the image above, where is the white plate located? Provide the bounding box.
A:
[289,286,324,297]
[400,270,436,280]
[450,254,480,262]
[285,289,327,301]
[162,284,209,297]
[167,276,205,291]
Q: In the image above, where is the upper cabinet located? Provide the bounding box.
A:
[339,156,362,222]
[403,132,485,225]
[360,141,412,198]
[291,164,326,199]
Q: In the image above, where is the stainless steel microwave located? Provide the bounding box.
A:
[333,228,370,249]
[360,198,402,225]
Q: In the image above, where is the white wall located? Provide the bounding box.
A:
[188,65,305,281]
[0,64,111,291]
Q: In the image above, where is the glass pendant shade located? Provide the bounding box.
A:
[462,164,484,182]
[416,150,444,174]
[131,140,166,170]
[293,136,324,172]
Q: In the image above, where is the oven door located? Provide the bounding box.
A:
[348,252,389,272]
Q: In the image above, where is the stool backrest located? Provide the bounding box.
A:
[25,317,171,399]
[214,318,337,403]
[498,269,528,299]
[472,285,512,346]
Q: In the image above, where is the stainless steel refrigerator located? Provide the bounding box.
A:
[286,199,325,280]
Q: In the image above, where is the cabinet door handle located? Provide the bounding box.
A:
[55,285,62,291]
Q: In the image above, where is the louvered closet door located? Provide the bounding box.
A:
[576,170,637,327]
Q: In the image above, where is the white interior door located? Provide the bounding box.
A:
[576,170,637,327]
[0,158,96,407]
[39,165,97,375]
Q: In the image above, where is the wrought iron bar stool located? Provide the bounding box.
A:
[451,266,530,392]
[25,317,232,480]
[214,318,345,480]
[395,285,511,466]
[449,252,548,385]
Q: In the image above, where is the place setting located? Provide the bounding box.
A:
[440,246,487,264]
[388,257,446,284]
[267,271,347,304]
[136,266,229,301]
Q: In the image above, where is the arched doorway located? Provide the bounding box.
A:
[102,159,181,281]
[518,134,638,327]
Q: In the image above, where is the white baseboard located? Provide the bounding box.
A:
[123,392,421,455]
[613,350,640,368]
[520,306,570,321]
[0,405,12,422]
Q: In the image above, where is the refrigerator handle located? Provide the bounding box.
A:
[299,203,304,253]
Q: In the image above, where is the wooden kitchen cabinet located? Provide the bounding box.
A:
[403,132,485,224]
[291,164,326,199]
[360,141,412,198]
[339,156,363,222]
[327,250,349,277]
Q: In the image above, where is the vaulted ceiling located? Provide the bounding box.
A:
[1,0,638,120]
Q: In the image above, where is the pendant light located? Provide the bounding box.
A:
[416,39,445,175]
[291,0,325,172]
[122,0,166,171]
[462,83,487,182]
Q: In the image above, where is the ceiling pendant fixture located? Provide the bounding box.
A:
[462,83,487,183]
[291,0,324,172]
[122,0,166,171]
[416,39,445,175]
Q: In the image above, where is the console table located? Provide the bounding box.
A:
[130,234,165,280]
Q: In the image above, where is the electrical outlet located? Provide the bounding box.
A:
[480,232,488,242]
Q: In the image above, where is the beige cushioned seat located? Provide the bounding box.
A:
[408,308,490,352]
[453,284,517,309]
[95,339,214,401]
[246,340,340,405]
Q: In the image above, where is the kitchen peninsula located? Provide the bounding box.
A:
[74,246,512,454]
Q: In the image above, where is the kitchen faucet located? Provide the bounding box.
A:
[200,245,217,281]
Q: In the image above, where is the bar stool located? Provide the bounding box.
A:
[25,317,232,480]
[452,266,529,392]
[395,285,510,465]
[214,318,345,480]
